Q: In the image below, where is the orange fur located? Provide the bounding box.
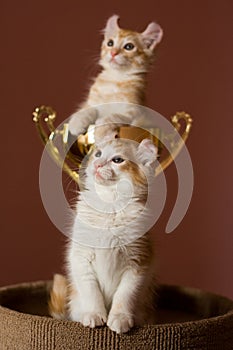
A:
[69,16,163,146]
[87,26,159,107]
[121,160,147,187]
[49,274,68,319]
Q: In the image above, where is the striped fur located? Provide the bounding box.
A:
[68,15,163,143]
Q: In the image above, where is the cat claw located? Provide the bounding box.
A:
[107,313,134,334]
[80,312,107,328]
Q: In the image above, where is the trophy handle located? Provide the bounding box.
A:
[155,112,193,176]
[33,106,193,183]
[32,106,79,183]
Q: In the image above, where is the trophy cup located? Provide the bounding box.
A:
[32,105,193,184]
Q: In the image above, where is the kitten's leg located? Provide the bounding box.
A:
[69,250,107,327]
[107,269,144,334]
[68,107,98,137]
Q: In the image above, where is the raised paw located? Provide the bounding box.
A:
[80,312,107,328]
[107,313,134,334]
[68,117,85,137]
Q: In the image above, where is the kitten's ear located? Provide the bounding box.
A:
[103,14,120,36]
[141,22,163,51]
[137,139,158,166]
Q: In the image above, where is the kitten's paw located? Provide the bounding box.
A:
[107,313,134,334]
[80,312,107,328]
[69,108,98,136]
[68,116,85,136]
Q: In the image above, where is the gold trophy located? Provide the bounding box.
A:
[32,105,192,183]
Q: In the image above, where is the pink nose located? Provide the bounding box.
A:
[94,161,105,170]
[111,50,118,58]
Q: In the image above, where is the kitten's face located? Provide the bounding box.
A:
[84,139,157,187]
[99,15,163,73]
[100,31,149,72]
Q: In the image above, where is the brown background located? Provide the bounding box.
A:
[1,1,233,299]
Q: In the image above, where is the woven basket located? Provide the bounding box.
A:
[0,281,233,350]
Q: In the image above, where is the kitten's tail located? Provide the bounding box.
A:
[48,274,68,320]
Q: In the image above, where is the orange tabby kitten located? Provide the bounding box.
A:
[68,15,163,143]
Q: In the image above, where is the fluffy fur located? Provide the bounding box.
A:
[68,15,163,143]
[49,139,158,333]
[49,274,68,320]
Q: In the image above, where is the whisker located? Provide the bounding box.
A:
[82,49,101,77]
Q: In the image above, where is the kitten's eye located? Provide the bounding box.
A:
[112,156,124,164]
[95,150,102,157]
[107,39,114,47]
[124,42,135,51]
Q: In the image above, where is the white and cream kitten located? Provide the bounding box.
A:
[68,15,163,143]
[49,138,158,334]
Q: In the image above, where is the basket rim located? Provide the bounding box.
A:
[0,280,233,330]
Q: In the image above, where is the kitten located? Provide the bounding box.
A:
[68,15,163,143]
[49,138,158,333]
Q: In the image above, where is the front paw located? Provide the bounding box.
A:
[68,120,85,137]
[107,313,134,334]
[80,312,107,328]
[68,114,86,136]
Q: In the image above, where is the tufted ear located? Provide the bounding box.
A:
[137,139,158,166]
[103,14,120,36]
[141,22,163,51]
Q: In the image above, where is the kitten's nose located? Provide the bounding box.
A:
[111,50,118,58]
[94,161,105,170]
[95,163,101,170]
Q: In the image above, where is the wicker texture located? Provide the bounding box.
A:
[0,281,233,350]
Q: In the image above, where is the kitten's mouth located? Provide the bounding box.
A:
[95,171,104,180]
[94,170,116,184]
[110,58,119,65]
[109,57,124,66]
[94,169,109,183]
